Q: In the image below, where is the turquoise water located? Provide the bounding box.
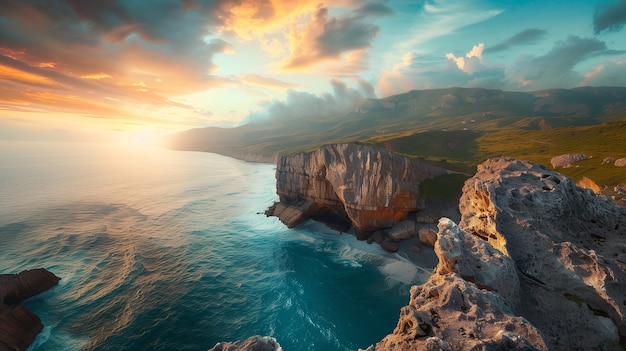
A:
[0,141,430,351]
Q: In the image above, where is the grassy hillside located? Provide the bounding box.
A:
[167,86,626,195]
[367,121,626,187]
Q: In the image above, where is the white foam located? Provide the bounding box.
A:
[27,326,52,350]
[378,259,421,286]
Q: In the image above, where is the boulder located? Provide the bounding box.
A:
[380,237,399,253]
[208,335,282,351]
[387,220,417,241]
[615,157,626,167]
[367,230,386,244]
[417,227,437,247]
[550,153,586,168]
[0,268,60,351]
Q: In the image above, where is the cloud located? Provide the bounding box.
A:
[395,0,503,52]
[215,0,339,39]
[355,2,394,17]
[446,43,486,74]
[578,59,626,86]
[505,36,612,89]
[593,0,626,33]
[485,28,547,53]
[282,6,380,69]
[0,0,233,125]
[239,74,301,90]
[377,35,625,95]
[240,78,376,125]
[326,49,371,75]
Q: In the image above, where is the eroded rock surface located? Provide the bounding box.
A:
[369,157,626,351]
[266,143,454,234]
[208,335,282,351]
[0,268,60,351]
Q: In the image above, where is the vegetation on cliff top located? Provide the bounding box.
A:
[168,86,626,191]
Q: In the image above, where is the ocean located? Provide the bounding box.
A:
[0,141,432,351]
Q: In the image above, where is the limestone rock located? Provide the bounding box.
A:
[459,157,626,350]
[370,219,546,351]
[208,335,282,351]
[577,176,601,193]
[417,227,437,247]
[0,268,60,351]
[370,157,626,351]
[267,143,454,233]
[387,220,417,241]
[550,153,586,168]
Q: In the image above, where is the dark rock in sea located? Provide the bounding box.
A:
[387,220,418,241]
[367,157,626,351]
[380,237,399,253]
[0,268,60,351]
[208,335,282,351]
[266,143,455,234]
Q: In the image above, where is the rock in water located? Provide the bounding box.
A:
[266,143,454,234]
[387,220,418,241]
[417,227,437,247]
[0,268,60,351]
[369,157,626,351]
[208,335,282,351]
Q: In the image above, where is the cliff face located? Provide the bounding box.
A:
[0,269,60,351]
[369,157,626,351]
[266,143,454,234]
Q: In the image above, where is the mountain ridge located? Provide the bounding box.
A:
[167,86,626,190]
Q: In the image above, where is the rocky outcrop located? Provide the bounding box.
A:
[208,335,282,351]
[615,157,626,167]
[266,143,455,234]
[369,157,626,351]
[0,269,60,351]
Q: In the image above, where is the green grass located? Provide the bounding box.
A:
[363,121,626,188]
[419,174,470,201]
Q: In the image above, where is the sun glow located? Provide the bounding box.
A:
[113,128,165,148]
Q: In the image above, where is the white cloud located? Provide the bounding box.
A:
[398,1,502,51]
[446,43,486,74]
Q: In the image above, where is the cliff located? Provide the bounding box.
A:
[0,268,60,351]
[265,143,456,234]
[368,157,626,351]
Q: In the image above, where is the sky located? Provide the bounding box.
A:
[1,0,626,144]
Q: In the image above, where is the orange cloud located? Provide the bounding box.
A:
[217,0,328,39]
[0,64,56,86]
[280,6,379,70]
[82,73,113,80]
